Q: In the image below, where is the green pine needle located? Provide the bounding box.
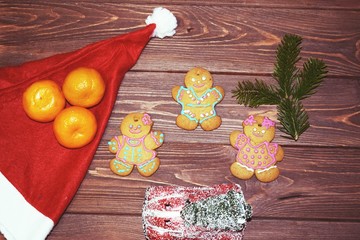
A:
[293,58,328,100]
[273,34,302,98]
[232,34,327,141]
[277,98,310,141]
[232,79,280,107]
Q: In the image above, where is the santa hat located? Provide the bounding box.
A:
[0,7,177,240]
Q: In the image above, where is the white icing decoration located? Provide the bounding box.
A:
[257,165,277,173]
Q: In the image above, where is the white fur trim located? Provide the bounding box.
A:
[145,7,177,38]
[0,172,54,240]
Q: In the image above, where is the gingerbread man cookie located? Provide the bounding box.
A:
[108,112,164,177]
[172,67,224,131]
[230,115,284,183]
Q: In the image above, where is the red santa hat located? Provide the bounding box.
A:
[0,7,177,240]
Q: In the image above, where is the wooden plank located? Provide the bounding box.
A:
[100,72,360,147]
[46,214,360,239]
[2,213,359,240]
[244,218,360,240]
[1,4,359,77]
[63,145,360,221]
[2,0,359,12]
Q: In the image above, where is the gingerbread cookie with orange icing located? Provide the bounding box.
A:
[108,112,164,177]
[230,115,284,183]
[172,67,224,131]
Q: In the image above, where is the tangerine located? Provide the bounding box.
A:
[53,106,97,148]
[23,80,66,122]
[62,67,105,108]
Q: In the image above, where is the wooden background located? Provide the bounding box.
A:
[1,0,360,239]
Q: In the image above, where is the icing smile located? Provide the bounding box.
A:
[129,128,142,134]
[252,127,266,138]
[253,133,264,137]
[252,132,264,138]
[193,83,205,88]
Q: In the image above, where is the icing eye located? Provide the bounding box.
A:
[191,77,196,82]
[202,76,207,81]
[129,124,133,129]
[137,125,141,129]
[261,130,266,134]
[253,127,257,132]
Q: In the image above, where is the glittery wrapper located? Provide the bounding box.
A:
[142,183,252,240]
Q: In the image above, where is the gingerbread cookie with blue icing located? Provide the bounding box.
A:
[230,115,284,183]
[172,67,224,131]
[108,112,164,177]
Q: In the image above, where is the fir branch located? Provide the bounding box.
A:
[232,34,327,141]
[277,98,310,141]
[293,58,328,100]
[231,79,280,107]
[273,34,302,98]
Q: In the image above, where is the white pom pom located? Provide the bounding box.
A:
[145,7,177,38]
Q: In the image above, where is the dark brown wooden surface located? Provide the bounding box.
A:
[1,1,360,239]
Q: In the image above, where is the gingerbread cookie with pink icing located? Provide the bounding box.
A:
[108,112,164,177]
[172,67,224,131]
[230,115,284,183]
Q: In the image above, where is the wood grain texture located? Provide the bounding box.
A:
[66,145,360,221]
[1,1,360,240]
[1,3,360,76]
[48,214,360,240]
[103,72,360,147]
